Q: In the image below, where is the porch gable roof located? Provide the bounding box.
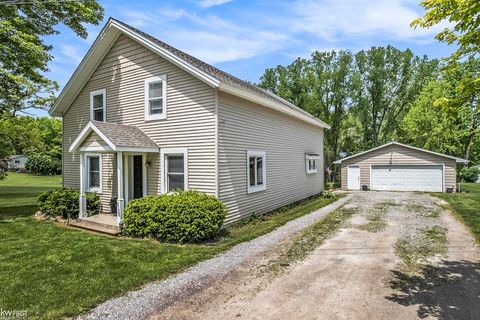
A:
[69,121,159,153]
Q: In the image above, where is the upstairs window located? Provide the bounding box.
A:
[90,89,106,122]
[247,150,266,193]
[145,76,167,120]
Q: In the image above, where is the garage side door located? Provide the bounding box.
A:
[371,165,443,192]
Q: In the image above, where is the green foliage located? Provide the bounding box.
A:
[400,58,480,164]
[325,182,340,190]
[412,0,480,63]
[0,0,103,115]
[0,160,6,180]
[458,166,479,183]
[412,1,479,149]
[123,190,227,243]
[26,153,61,175]
[0,116,62,161]
[38,188,100,219]
[259,46,437,181]
[352,46,438,147]
[320,190,335,199]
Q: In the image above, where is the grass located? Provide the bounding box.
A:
[395,225,448,274]
[355,200,394,233]
[356,212,388,232]
[0,172,61,218]
[267,205,357,274]
[0,173,344,319]
[434,183,480,243]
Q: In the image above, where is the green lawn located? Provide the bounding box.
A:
[0,172,61,218]
[0,173,343,319]
[435,183,480,243]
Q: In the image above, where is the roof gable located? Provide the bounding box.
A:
[69,121,158,153]
[50,18,329,129]
[333,142,468,164]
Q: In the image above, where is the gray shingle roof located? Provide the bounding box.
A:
[92,121,157,148]
[111,18,329,128]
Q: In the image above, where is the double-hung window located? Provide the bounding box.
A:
[145,76,167,120]
[247,150,266,193]
[90,89,106,122]
[87,155,102,192]
[161,148,188,193]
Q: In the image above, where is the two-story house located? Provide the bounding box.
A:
[49,18,329,228]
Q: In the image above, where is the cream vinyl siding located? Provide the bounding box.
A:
[218,92,325,225]
[63,34,216,212]
[340,144,457,192]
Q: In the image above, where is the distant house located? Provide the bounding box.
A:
[6,155,27,172]
[48,18,329,227]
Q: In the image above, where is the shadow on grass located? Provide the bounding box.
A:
[0,205,37,219]
[386,260,480,319]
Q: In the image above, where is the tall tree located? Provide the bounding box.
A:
[0,0,104,116]
[259,51,355,181]
[351,46,438,148]
[412,0,480,134]
[400,58,480,163]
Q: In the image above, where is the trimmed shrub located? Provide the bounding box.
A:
[38,188,100,219]
[123,190,227,243]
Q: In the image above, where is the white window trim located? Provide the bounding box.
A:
[160,148,188,193]
[90,89,106,122]
[145,75,167,121]
[247,150,266,194]
[86,153,102,193]
[306,159,318,174]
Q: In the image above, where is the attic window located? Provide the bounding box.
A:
[145,76,167,121]
[90,89,106,122]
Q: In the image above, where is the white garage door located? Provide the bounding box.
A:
[371,165,443,192]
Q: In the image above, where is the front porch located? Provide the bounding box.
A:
[70,213,121,235]
[69,121,159,227]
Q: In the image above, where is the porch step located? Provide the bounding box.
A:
[70,218,121,235]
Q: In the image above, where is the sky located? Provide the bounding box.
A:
[35,0,454,116]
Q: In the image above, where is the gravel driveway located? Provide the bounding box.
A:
[81,194,352,320]
[153,192,480,320]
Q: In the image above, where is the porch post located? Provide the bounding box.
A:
[79,153,86,218]
[116,151,124,224]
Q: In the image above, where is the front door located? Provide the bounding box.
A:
[133,155,143,199]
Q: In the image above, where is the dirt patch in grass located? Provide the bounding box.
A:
[394,225,448,275]
[264,205,358,275]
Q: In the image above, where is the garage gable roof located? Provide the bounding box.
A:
[333,141,468,164]
[49,18,329,130]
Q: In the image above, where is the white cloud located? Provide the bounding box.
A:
[289,0,447,42]
[166,29,288,63]
[58,44,84,64]
[197,0,234,9]
[112,8,290,64]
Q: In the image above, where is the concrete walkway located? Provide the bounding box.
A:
[80,194,352,320]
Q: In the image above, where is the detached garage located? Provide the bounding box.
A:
[334,142,468,193]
